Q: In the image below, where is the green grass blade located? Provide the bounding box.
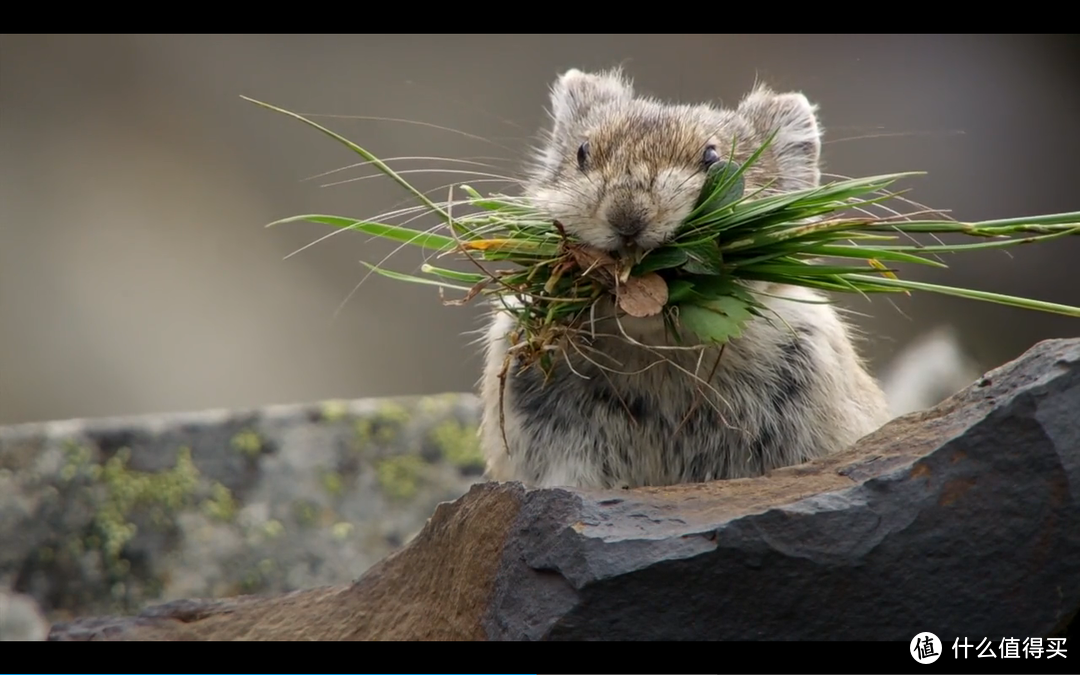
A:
[874,215,1080,235]
[269,215,458,251]
[419,264,489,284]
[743,262,899,277]
[735,271,874,293]
[962,211,1080,230]
[844,274,1080,318]
[858,227,1080,253]
[721,218,881,252]
[796,244,949,268]
[243,97,456,228]
[360,261,473,292]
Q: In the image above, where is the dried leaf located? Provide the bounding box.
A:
[568,244,615,271]
[461,239,548,254]
[868,257,899,280]
[567,244,619,286]
[617,272,669,318]
[543,261,576,294]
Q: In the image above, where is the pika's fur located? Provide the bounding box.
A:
[479,68,892,489]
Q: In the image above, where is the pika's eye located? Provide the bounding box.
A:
[702,145,720,168]
[577,141,590,172]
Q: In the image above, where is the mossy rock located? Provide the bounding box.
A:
[0,393,484,621]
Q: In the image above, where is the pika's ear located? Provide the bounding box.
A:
[737,86,822,189]
[549,68,634,127]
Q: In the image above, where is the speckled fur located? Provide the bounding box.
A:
[479,68,891,489]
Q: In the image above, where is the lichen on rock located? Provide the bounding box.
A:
[0,393,483,622]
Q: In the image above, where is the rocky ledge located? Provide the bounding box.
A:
[43,338,1080,641]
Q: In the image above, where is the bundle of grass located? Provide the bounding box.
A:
[247,97,1080,379]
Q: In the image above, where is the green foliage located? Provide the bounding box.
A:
[247,96,1080,361]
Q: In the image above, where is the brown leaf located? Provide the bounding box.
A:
[565,243,667,316]
[617,272,669,318]
[567,244,619,285]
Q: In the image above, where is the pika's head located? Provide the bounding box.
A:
[525,68,824,253]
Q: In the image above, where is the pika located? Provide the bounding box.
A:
[478,68,892,489]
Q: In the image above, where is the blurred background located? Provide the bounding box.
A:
[2,34,1078,426]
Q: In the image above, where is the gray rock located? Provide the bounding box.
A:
[1,394,483,622]
[44,338,1080,640]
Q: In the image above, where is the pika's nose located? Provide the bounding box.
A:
[607,211,648,238]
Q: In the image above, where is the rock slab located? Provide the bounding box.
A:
[47,338,1080,640]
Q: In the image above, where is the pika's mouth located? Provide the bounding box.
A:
[606,213,680,255]
[614,230,670,256]
[612,240,649,266]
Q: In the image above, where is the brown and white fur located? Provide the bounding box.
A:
[479,68,892,490]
